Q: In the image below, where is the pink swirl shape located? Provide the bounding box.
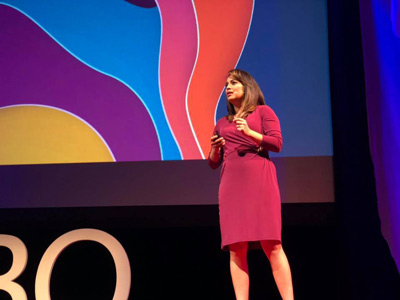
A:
[157,0,201,159]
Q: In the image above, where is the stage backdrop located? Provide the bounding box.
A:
[0,0,334,207]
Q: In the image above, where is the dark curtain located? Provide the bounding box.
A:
[328,0,400,298]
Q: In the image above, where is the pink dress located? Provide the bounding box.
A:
[209,105,283,251]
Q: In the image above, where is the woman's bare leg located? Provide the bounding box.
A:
[229,242,249,300]
[261,240,294,300]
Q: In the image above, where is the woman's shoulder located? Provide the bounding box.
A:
[256,104,276,116]
[216,115,229,124]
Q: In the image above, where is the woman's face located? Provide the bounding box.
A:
[225,76,245,105]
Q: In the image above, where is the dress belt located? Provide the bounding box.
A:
[235,146,269,159]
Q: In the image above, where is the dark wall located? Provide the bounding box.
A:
[0,156,334,208]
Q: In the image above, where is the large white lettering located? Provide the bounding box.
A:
[35,228,131,300]
[0,229,131,300]
[0,235,28,300]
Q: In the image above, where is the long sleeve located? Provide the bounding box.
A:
[208,149,223,169]
[208,121,223,169]
[260,106,283,152]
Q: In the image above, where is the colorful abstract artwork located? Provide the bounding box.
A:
[0,0,253,164]
[0,0,333,165]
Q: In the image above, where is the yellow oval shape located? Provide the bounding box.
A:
[0,105,114,165]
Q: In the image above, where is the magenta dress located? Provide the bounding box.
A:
[209,105,283,251]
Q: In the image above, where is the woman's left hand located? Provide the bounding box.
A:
[234,117,251,136]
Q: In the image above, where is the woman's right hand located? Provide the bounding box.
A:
[210,135,225,162]
[209,135,225,162]
[211,135,225,150]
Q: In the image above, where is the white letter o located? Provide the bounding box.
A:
[35,228,131,300]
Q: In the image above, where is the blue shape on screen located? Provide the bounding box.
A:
[215,97,227,123]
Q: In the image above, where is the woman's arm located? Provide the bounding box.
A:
[234,106,282,152]
[208,134,225,169]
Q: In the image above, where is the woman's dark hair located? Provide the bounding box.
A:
[226,69,265,122]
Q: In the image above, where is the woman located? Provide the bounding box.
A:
[208,69,294,300]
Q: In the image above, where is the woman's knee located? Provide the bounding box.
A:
[261,240,282,257]
[229,242,248,257]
